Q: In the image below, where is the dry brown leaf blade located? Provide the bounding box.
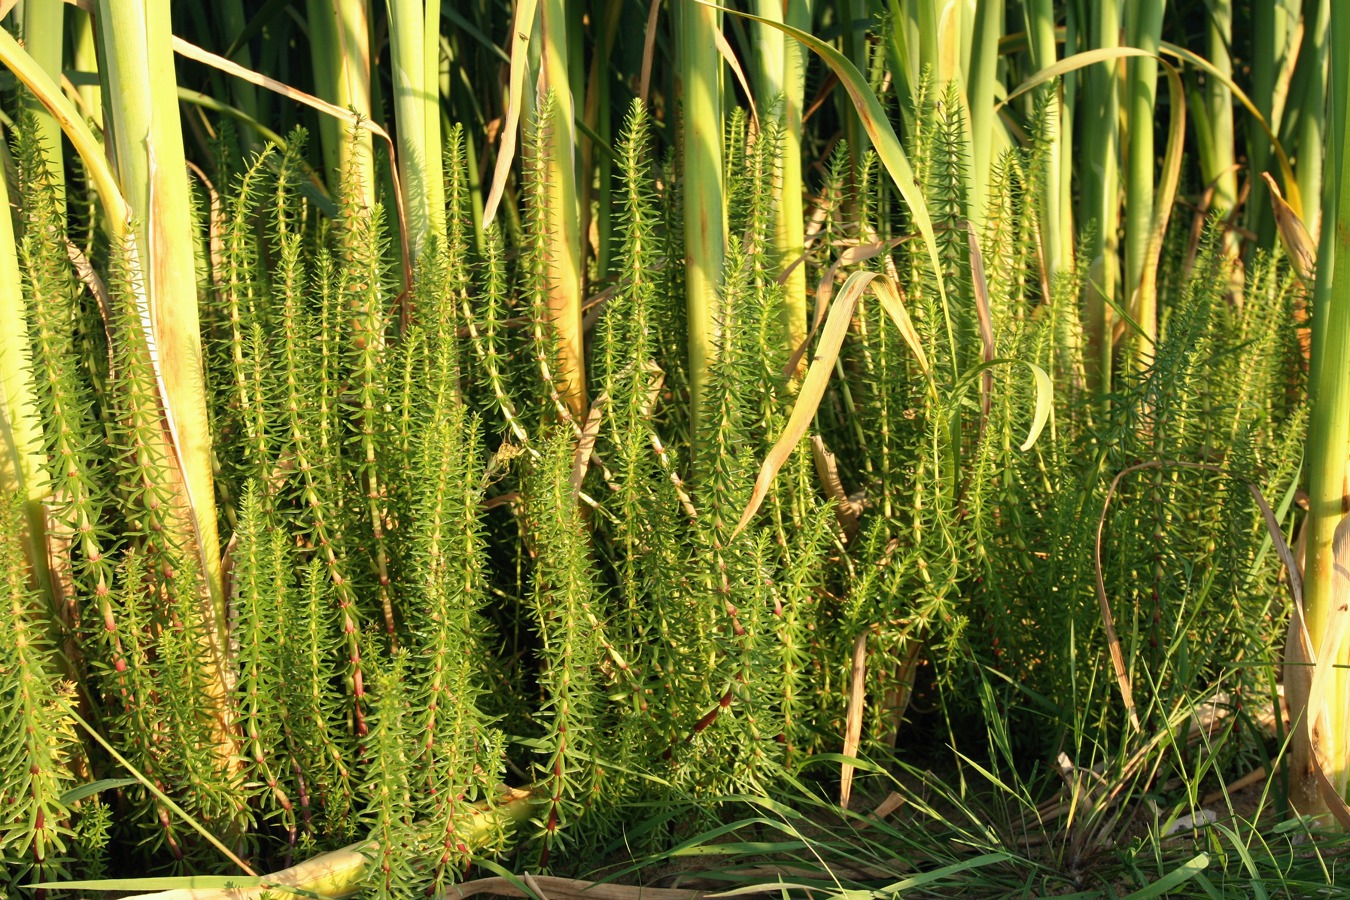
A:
[713,27,758,127]
[1263,171,1317,283]
[570,396,606,501]
[967,221,995,423]
[840,631,868,811]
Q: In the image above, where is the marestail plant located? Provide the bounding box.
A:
[0,2,1340,895]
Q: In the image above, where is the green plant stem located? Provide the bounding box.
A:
[753,0,811,360]
[582,0,623,279]
[1202,0,1237,216]
[388,0,446,265]
[71,9,104,133]
[1295,0,1332,239]
[1080,0,1121,392]
[966,0,1003,233]
[307,0,375,205]
[1249,0,1302,243]
[212,0,261,155]
[22,0,65,203]
[99,0,233,768]
[529,0,586,419]
[1125,0,1165,370]
[1025,0,1069,283]
[679,0,727,457]
[1297,0,1350,818]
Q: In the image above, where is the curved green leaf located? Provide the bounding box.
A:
[952,358,1054,452]
[704,2,952,347]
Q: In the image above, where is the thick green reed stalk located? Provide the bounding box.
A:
[525,0,586,419]
[1079,0,1121,391]
[1293,0,1350,821]
[22,0,64,201]
[1024,0,1071,283]
[71,8,104,133]
[966,0,1004,233]
[1250,0,1307,243]
[1292,0,1331,240]
[1201,0,1237,216]
[97,0,233,764]
[212,0,262,153]
[679,0,727,454]
[753,0,811,359]
[388,0,445,264]
[1124,0,1165,369]
[307,0,376,206]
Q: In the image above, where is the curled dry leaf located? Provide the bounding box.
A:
[811,435,862,538]
[570,395,607,501]
[1262,171,1316,284]
[840,631,868,811]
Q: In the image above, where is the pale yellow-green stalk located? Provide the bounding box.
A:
[388,0,446,264]
[308,0,376,206]
[98,0,233,756]
[526,0,586,418]
[1290,0,1350,823]
[1125,0,1165,370]
[679,0,727,451]
[753,0,811,361]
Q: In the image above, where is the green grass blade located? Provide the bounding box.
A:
[1121,853,1210,899]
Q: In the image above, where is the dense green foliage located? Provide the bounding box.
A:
[0,0,1339,896]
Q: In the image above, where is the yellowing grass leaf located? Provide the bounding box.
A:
[483,0,539,227]
[869,277,932,382]
[733,270,874,539]
[733,271,932,539]
[782,235,907,378]
[0,28,127,230]
[713,27,758,127]
[953,358,1053,452]
[1019,364,1053,452]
